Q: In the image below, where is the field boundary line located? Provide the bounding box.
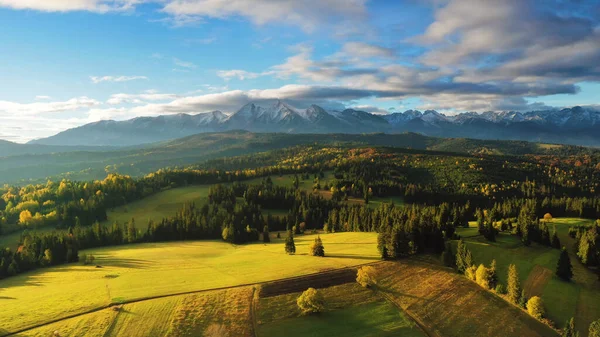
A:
[250,287,259,337]
[379,291,438,337]
[2,261,382,337]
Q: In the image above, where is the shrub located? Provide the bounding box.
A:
[356,266,377,288]
[475,264,492,289]
[466,265,477,281]
[309,236,325,257]
[297,288,324,315]
[527,296,545,319]
[590,319,600,337]
[495,283,506,295]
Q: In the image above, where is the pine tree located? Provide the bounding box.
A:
[519,289,528,309]
[556,247,573,281]
[263,225,270,243]
[489,259,498,289]
[507,264,521,304]
[309,235,325,257]
[285,231,296,255]
[552,229,561,249]
[562,317,579,337]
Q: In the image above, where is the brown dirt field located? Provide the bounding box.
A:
[260,267,358,297]
[375,260,559,337]
[167,286,255,337]
[523,265,553,298]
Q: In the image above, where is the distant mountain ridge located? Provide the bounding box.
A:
[28,101,600,147]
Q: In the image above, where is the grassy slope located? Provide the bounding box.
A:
[376,260,558,337]
[0,232,378,333]
[19,287,255,337]
[257,283,425,337]
[456,218,600,335]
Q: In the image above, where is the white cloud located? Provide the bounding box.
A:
[216,69,263,81]
[161,0,368,32]
[351,105,391,115]
[0,0,143,13]
[0,97,100,116]
[173,58,197,69]
[341,42,395,59]
[107,92,180,105]
[35,95,52,101]
[90,75,148,83]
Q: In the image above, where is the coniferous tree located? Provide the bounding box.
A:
[556,247,573,281]
[263,225,270,243]
[519,289,528,309]
[309,235,325,257]
[552,229,561,249]
[507,264,522,305]
[285,230,296,255]
[489,259,498,289]
[562,317,579,337]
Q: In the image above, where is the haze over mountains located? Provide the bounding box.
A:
[28,100,600,147]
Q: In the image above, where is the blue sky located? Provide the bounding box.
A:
[0,0,599,142]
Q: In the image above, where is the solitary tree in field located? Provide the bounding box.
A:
[309,236,325,257]
[263,225,270,243]
[285,231,296,255]
[527,296,545,319]
[297,288,324,315]
[543,213,553,222]
[507,264,522,304]
[556,247,573,281]
[590,319,600,337]
[562,317,579,337]
[356,266,377,288]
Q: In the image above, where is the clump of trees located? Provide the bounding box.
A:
[356,266,377,288]
[297,288,324,315]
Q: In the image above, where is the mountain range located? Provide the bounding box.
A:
[28,100,600,147]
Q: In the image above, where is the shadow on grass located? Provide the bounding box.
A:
[326,254,380,261]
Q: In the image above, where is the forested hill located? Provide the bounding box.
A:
[0,139,118,157]
[1,131,598,184]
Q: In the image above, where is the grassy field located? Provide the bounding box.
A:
[19,286,256,337]
[0,232,378,334]
[456,218,600,335]
[104,185,212,226]
[257,282,425,337]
